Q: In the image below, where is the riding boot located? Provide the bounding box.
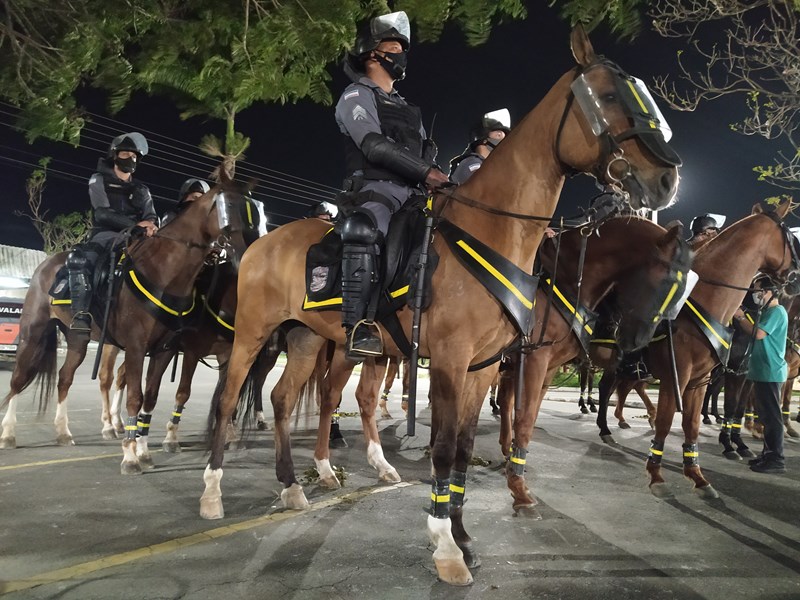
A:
[341,212,382,361]
[66,249,93,333]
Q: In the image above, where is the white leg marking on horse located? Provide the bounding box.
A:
[120,440,142,475]
[111,389,124,433]
[0,396,18,448]
[315,457,341,489]
[54,399,75,446]
[367,440,401,482]
[427,515,473,585]
[200,465,224,519]
[163,420,181,452]
[280,482,310,509]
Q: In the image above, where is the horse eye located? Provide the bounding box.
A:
[602,93,617,103]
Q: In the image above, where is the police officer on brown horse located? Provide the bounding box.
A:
[66,132,158,332]
[335,10,449,359]
[449,109,511,184]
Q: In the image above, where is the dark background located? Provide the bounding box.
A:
[0,4,785,249]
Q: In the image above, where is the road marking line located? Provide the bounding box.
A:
[1,480,418,593]
[0,450,163,471]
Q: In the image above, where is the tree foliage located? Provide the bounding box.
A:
[548,0,647,40]
[14,158,92,254]
[649,0,800,191]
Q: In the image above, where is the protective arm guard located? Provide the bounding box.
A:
[93,208,138,231]
[360,132,431,183]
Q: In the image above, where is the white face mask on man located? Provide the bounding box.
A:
[752,290,770,306]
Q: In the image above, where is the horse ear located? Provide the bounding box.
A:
[570,24,596,67]
[659,222,682,247]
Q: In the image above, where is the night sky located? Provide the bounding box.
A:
[0,5,786,250]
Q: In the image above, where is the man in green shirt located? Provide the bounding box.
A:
[733,277,789,474]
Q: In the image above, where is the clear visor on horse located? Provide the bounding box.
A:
[215,193,244,233]
[571,73,672,141]
[371,11,411,44]
[247,198,268,237]
[483,108,511,129]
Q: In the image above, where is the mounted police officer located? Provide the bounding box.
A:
[688,213,725,248]
[335,10,448,359]
[449,109,511,184]
[161,178,211,227]
[66,132,157,332]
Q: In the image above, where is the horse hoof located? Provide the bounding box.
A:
[580,406,589,415]
[199,498,224,520]
[786,427,800,439]
[513,505,542,520]
[256,420,271,431]
[101,427,117,440]
[0,436,17,449]
[649,482,673,499]
[737,447,756,459]
[589,405,597,413]
[281,483,310,509]
[618,422,631,430]
[162,441,182,453]
[56,435,75,446]
[702,416,712,425]
[318,474,342,490]
[329,437,348,449]
[379,468,402,483]
[433,558,473,586]
[722,450,742,461]
[600,434,616,445]
[694,484,719,500]
[120,461,142,475]
[714,416,724,424]
[137,455,155,470]
[380,410,393,420]
[458,542,481,569]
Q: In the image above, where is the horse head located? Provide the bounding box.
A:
[613,222,693,352]
[751,197,800,295]
[558,25,680,211]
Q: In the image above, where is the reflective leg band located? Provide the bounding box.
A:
[730,418,743,429]
[430,478,450,519]
[682,442,699,467]
[449,470,467,509]
[509,444,527,476]
[783,411,791,416]
[136,413,153,438]
[125,416,138,441]
[170,404,184,425]
[381,391,389,400]
[648,439,665,465]
[332,412,340,424]
[744,412,754,420]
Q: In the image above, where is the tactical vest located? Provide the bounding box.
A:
[91,169,148,235]
[344,85,424,186]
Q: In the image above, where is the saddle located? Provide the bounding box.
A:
[303,198,439,354]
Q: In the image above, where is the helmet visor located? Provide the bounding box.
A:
[371,11,411,47]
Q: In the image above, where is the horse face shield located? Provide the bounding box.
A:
[571,66,681,169]
[215,193,244,235]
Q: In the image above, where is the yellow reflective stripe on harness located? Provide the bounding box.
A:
[649,448,664,456]
[544,278,593,334]
[201,296,234,332]
[684,300,730,349]
[303,295,342,309]
[745,313,755,324]
[128,270,195,317]
[626,80,657,130]
[390,285,409,299]
[431,493,450,503]
[652,271,683,323]
[245,201,253,226]
[456,240,533,310]
[449,484,465,494]
[51,299,71,305]
[590,338,617,344]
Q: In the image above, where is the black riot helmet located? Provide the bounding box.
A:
[178,178,211,203]
[470,109,511,150]
[689,213,726,236]
[344,11,411,82]
[107,132,149,160]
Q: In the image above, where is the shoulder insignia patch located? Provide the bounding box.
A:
[469,164,481,171]
[89,175,97,184]
[344,89,360,100]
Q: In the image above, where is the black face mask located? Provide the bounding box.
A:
[375,50,407,80]
[114,155,137,174]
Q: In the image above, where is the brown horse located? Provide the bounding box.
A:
[201,27,680,586]
[641,200,798,499]
[0,185,249,474]
[496,217,690,515]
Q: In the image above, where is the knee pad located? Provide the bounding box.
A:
[66,249,89,271]
[341,211,379,245]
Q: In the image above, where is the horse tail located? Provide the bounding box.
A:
[294,340,330,426]
[2,320,59,414]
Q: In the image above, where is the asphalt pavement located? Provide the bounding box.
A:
[0,350,799,599]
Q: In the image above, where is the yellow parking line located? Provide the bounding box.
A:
[0,450,163,472]
[1,480,418,593]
